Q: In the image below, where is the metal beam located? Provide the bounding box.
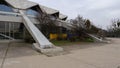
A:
[0,15,22,22]
[0,11,36,18]
[0,11,21,16]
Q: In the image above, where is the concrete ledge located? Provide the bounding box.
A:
[102,40,111,43]
[94,39,111,43]
[0,40,24,43]
[33,43,64,56]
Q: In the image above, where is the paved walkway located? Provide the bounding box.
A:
[0,38,120,68]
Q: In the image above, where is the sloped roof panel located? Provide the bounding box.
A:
[39,5,59,15]
[5,0,38,9]
[59,13,67,20]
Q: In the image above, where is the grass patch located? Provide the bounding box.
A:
[84,38,94,42]
[51,40,81,46]
[51,38,94,46]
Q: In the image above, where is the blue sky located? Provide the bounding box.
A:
[29,0,120,29]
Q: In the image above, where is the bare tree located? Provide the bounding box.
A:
[85,19,91,29]
[70,15,92,34]
[97,29,106,39]
[107,19,120,37]
[68,15,88,41]
[70,15,85,30]
[36,13,59,38]
[111,19,120,28]
[69,15,102,41]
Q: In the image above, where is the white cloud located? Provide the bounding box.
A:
[85,0,119,10]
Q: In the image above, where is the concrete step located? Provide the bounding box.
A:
[33,43,64,57]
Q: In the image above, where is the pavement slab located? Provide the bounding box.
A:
[1,38,120,68]
[0,43,9,68]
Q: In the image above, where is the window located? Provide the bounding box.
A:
[0,4,13,12]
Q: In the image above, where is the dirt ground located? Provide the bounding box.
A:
[0,38,120,68]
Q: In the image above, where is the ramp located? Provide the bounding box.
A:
[19,10,53,49]
[59,20,109,43]
[86,33,103,42]
[86,33,109,43]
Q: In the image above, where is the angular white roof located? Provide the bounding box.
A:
[59,14,67,20]
[39,5,59,15]
[4,0,67,18]
[5,0,38,9]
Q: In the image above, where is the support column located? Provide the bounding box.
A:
[19,10,53,49]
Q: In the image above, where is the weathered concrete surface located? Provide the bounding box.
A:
[33,43,64,56]
[20,10,53,49]
[0,43,8,67]
[1,38,120,68]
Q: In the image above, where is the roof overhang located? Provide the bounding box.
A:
[4,0,38,10]
[39,5,59,15]
[59,14,67,20]
[0,0,68,19]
